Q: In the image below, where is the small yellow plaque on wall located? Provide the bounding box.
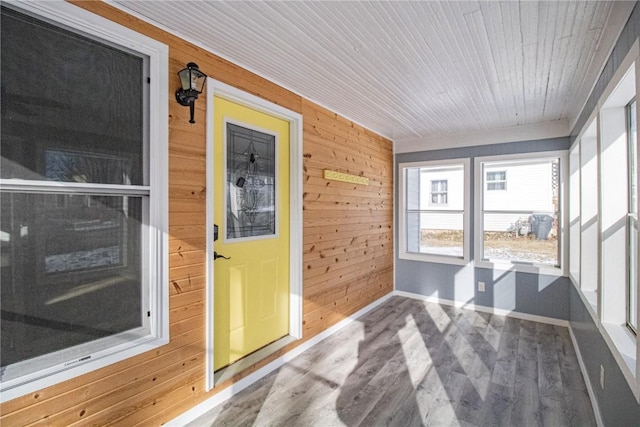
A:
[324,170,369,185]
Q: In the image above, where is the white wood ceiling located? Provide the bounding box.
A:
[111,1,634,151]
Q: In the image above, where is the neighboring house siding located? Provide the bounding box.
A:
[483,163,554,213]
[484,162,555,232]
[420,212,464,230]
[419,168,465,230]
[421,163,555,232]
[420,169,464,211]
[0,2,394,425]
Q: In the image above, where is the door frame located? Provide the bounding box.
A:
[204,80,303,390]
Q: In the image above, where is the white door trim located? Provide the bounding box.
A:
[205,80,303,391]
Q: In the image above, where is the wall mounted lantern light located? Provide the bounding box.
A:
[175,62,207,124]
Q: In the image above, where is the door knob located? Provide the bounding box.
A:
[214,251,230,260]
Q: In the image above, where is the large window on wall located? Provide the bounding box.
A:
[579,119,599,312]
[475,152,565,273]
[399,159,470,264]
[0,2,168,401]
[598,61,637,355]
[569,142,581,285]
[571,51,639,395]
[628,99,637,334]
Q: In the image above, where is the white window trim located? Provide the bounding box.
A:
[627,98,638,335]
[568,141,582,286]
[603,51,640,401]
[0,0,169,403]
[574,113,600,323]
[571,39,640,402]
[398,158,471,266]
[474,151,568,277]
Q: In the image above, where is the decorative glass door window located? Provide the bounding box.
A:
[226,123,276,240]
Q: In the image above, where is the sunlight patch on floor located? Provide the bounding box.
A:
[426,302,451,333]
[399,314,432,388]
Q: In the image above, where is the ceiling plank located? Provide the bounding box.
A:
[110,0,627,148]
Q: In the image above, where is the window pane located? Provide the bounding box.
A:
[421,168,462,209]
[405,168,421,211]
[569,144,581,282]
[482,159,559,265]
[629,100,637,331]
[630,101,637,214]
[483,213,558,265]
[580,122,599,299]
[1,7,144,185]
[407,211,464,257]
[1,192,144,370]
[629,215,637,330]
[405,164,464,257]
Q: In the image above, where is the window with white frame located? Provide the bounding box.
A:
[430,179,448,205]
[598,62,637,345]
[476,154,563,270]
[399,159,470,263]
[486,171,507,191]
[571,51,639,394]
[569,142,581,285]
[627,99,637,334]
[579,119,599,312]
[0,2,168,401]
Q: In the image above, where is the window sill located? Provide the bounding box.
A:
[1,334,169,403]
[398,251,470,266]
[474,259,565,277]
[571,282,600,326]
[600,322,638,400]
[581,289,599,317]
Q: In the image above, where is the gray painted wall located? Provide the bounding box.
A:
[567,3,640,425]
[395,137,571,320]
[570,285,640,425]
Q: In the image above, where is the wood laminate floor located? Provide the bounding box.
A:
[187,296,595,427]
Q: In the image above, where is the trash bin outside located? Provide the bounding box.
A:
[530,214,553,240]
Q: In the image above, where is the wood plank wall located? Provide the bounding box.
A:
[0,2,393,425]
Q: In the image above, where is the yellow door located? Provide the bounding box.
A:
[213,96,290,371]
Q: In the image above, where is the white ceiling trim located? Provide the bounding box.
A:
[395,119,569,154]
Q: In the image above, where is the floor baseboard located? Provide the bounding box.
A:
[568,326,604,427]
[394,290,570,327]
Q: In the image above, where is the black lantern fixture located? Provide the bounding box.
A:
[175,62,207,124]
